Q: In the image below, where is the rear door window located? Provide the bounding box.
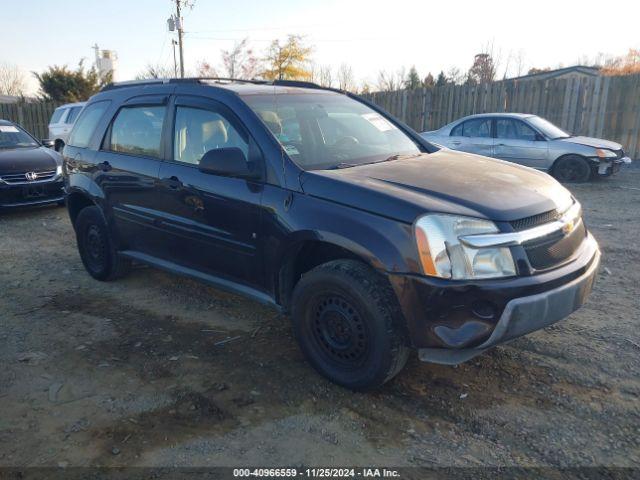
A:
[450,122,464,136]
[108,106,166,158]
[68,101,110,148]
[50,108,66,124]
[65,107,82,124]
[460,118,492,138]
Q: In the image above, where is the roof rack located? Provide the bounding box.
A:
[100,77,343,93]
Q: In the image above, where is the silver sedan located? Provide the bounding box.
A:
[421,113,632,182]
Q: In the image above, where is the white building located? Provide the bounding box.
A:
[93,44,118,82]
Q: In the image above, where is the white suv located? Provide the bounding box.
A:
[48,102,86,152]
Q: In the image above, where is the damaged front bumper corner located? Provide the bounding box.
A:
[596,156,632,176]
[417,238,600,365]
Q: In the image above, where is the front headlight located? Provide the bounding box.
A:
[414,214,516,280]
[595,148,617,159]
[56,164,63,176]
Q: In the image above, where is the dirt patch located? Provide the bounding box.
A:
[0,168,639,468]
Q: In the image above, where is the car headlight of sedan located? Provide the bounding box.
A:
[595,148,617,159]
[414,214,516,280]
[56,164,63,176]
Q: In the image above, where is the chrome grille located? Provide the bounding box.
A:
[0,170,57,184]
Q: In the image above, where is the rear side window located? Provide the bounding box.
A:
[50,108,66,124]
[65,106,82,124]
[450,122,463,136]
[68,101,110,148]
[108,106,166,158]
[452,118,492,138]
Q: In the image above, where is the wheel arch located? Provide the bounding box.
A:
[551,152,595,170]
[551,153,596,181]
[274,233,391,312]
[66,189,97,226]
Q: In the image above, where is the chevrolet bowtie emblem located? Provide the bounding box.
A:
[562,219,575,235]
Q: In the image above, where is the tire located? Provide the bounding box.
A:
[553,155,592,183]
[74,206,130,281]
[291,259,410,390]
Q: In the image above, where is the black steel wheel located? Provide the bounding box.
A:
[311,293,370,368]
[553,155,592,183]
[75,206,130,281]
[291,260,409,390]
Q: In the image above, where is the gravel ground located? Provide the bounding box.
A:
[0,168,638,469]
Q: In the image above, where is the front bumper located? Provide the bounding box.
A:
[595,156,632,176]
[0,179,64,208]
[388,233,600,364]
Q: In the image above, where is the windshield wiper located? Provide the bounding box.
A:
[328,153,421,170]
[329,162,359,169]
[362,153,422,166]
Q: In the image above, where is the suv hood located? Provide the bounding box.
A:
[300,150,573,224]
[0,147,59,174]
[558,136,622,151]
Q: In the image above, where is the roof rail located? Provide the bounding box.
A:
[100,77,346,94]
[197,77,268,85]
[100,78,171,91]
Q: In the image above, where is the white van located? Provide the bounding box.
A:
[48,102,86,152]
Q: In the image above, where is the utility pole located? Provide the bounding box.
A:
[175,0,185,78]
[171,39,178,78]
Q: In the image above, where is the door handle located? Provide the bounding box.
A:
[451,141,462,146]
[163,176,183,190]
[98,161,112,172]
[496,143,506,147]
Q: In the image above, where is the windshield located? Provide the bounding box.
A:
[528,116,570,139]
[0,124,39,149]
[242,92,422,170]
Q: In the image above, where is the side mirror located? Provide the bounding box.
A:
[198,147,258,179]
[41,139,55,148]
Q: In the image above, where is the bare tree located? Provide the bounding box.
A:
[309,63,333,87]
[514,50,526,77]
[336,63,356,91]
[221,38,260,79]
[135,63,174,79]
[196,60,219,77]
[446,67,464,85]
[318,65,333,87]
[0,63,27,96]
[375,68,405,92]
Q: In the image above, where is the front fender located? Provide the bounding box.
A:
[261,185,419,285]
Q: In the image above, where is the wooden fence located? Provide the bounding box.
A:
[363,74,640,159]
[0,102,61,140]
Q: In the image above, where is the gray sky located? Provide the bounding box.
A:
[3,0,639,94]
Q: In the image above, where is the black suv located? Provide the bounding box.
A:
[63,79,600,390]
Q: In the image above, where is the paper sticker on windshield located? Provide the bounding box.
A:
[0,126,19,133]
[283,144,300,155]
[361,113,394,132]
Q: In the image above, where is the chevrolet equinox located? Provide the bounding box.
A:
[63,78,600,390]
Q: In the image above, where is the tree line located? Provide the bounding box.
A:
[1,37,639,103]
